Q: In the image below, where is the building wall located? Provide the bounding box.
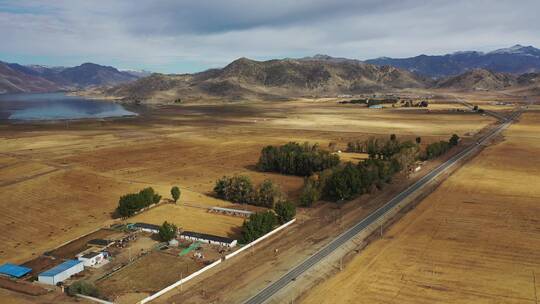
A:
[38,263,84,285]
[79,253,104,267]
[179,235,237,247]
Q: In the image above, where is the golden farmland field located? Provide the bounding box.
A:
[0,98,492,266]
[301,110,540,304]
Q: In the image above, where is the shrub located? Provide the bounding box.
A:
[449,134,460,146]
[67,281,99,297]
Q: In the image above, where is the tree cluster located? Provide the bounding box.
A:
[214,176,283,208]
[257,142,340,176]
[241,211,278,243]
[274,201,296,224]
[116,187,162,218]
[304,135,420,203]
[423,134,459,160]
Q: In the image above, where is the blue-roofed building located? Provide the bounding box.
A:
[0,263,32,278]
[38,260,84,285]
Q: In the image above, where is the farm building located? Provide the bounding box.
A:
[132,222,160,234]
[87,238,115,248]
[180,231,237,247]
[209,206,253,218]
[38,260,84,285]
[77,252,105,267]
[0,263,32,278]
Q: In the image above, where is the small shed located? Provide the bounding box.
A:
[38,260,84,285]
[132,222,161,234]
[180,231,237,248]
[0,263,32,278]
[78,252,105,267]
[209,206,254,218]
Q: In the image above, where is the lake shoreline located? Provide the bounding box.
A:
[0,92,140,123]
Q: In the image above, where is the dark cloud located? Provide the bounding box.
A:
[1,0,539,73]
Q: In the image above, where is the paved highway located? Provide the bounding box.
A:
[244,107,523,304]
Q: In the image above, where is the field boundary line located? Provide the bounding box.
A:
[138,218,296,304]
[43,227,103,257]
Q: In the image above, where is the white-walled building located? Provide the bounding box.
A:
[180,231,237,247]
[78,252,105,267]
[38,260,84,285]
[132,222,160,234]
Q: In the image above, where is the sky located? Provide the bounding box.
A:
[1,0,540,73]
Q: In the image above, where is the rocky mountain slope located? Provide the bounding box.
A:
[366,45,540,78]
[0,62,139,94]
[104,57,428,103]
[436,69,516,90]
[0,62,60,94]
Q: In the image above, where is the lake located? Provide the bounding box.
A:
[0,92,137,121]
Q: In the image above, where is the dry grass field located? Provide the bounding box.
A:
[128,204,245,238]
[97,251,202,303]
[0,97,493,267]
[301,110,540,304]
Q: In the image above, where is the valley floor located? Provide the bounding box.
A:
[301,109,540,303]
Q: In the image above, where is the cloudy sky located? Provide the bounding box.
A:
[1,0,539,73]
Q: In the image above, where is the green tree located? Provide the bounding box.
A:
[241,211,278,243]
[299,177,321,207]
[116,187,161,218]
[256,179,282,208]
[449,134,460,146]
[67,281,99,297]
[274,201,296,224]
[171,186,181,203]
[159,221,177,242]
[213,175,254,204]
[257,142,339,176]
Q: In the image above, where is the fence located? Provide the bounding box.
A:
[225,218,296,260]
[138,218,296,303]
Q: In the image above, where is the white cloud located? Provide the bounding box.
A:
[1,0,539,72]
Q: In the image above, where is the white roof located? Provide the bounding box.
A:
[210,206,253,215]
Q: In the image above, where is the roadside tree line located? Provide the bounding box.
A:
[300,135,420,205]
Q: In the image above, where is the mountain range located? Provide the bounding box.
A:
[366,45,540,78]
[103,56,428,103]
[0,62,142,94]
[2,45,540,101]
